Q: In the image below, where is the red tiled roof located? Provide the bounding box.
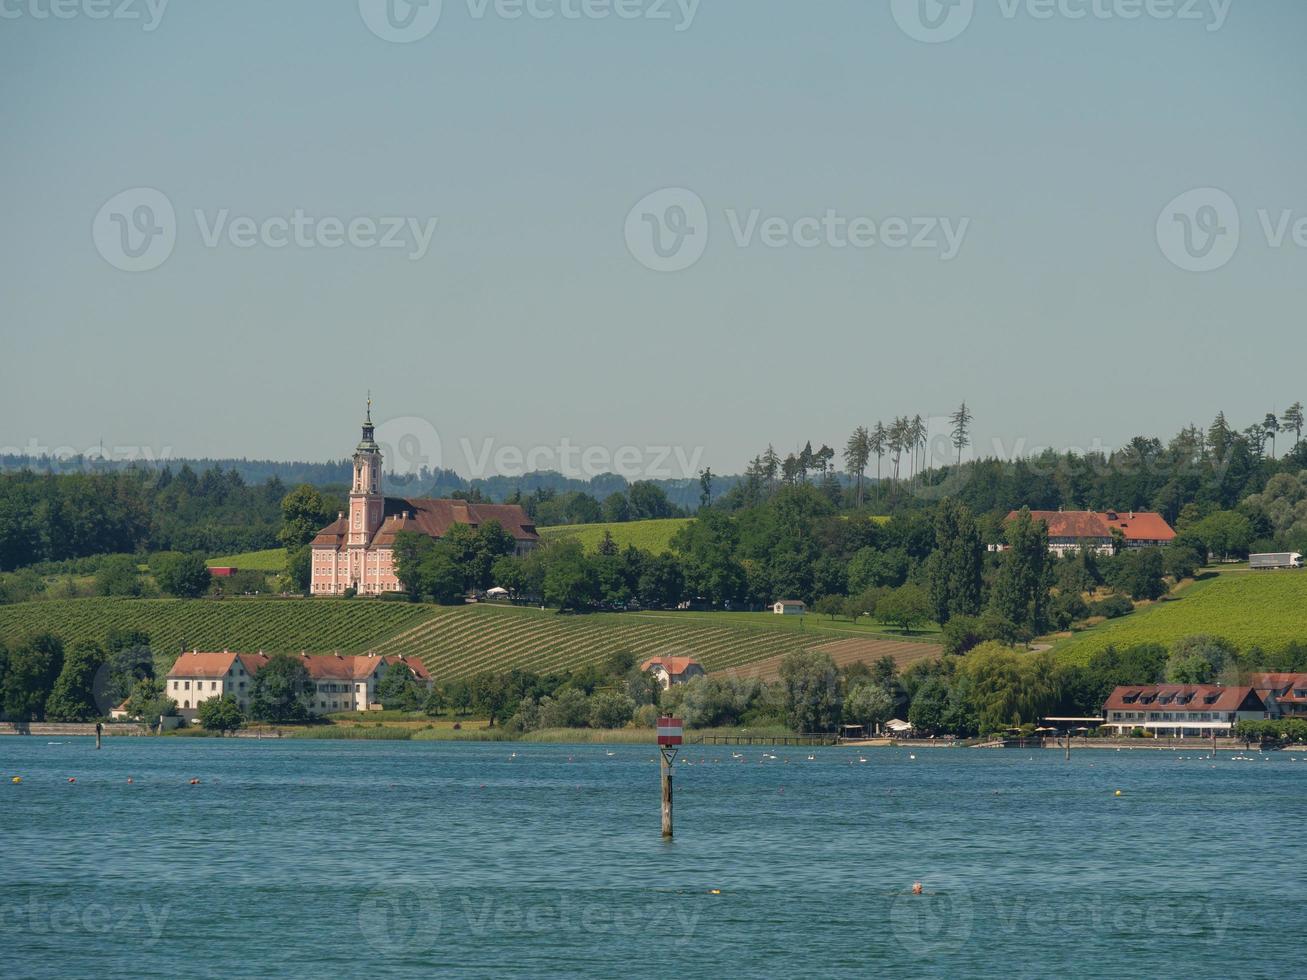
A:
[167,651,269,679]
[1103,511,1176,543]
[1006,510,1175,543]
[168,650,428,682]
[640,656,703,676]
[1248,673,1307,703]
[1103,684,1264,714]
[312,497,538,549]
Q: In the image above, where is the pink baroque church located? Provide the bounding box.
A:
[309,403,539,596]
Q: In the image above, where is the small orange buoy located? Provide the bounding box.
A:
[189,778,200,785]
[67,777,76,783]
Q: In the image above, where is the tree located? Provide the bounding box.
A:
[868,423,887,504]
[153,552,212,598]
[602,492,631,523]
[1283,402,1304,449]
[949,402,973,465]
[876,584,931,634]
[539,687,591,728]
[94,555,141,597]
[542,540,599,611]
[125,677,176,724]
[989,508,1052,634]
[779,650,842,733]
[908,677,950,735]
[926,498,983,624]
[249,653,311,723]
[698,468,715,509]
[1191,510,1253,561]
[198,694,244,734]
[392,532,466,604]
[279,484,335,550]
[812,594,846,621]
[628,482,674,520]
[589,690,635,729]
[1264,413,1282,459]
[2,633,64,721]
[844,426,871,508]
[470,671,511,727]
[843,683,893,733]
[1114,548,1167,601]
[45,640,106,722]
[376,662,423,710]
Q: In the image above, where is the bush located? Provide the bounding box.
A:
[539,688,591,728]
[589,691,636,729]
[633,703,659,728]
[153,552,212,598]
[942,615,983,656]
[1089,595,1134,620]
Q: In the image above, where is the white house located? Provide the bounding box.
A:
[772,599,806,615]
[164,649,431,721]
[640,656,706,690]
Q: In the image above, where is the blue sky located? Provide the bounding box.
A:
[2,0,1304,480]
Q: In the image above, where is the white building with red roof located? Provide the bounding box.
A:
[1101,684,1267,737]
[310,402,538,596]
[1004,509,1176,556]
[640,655,706,690]
[166,649,431,720]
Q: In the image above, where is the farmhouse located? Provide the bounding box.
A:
[640,656,706,690]
[1101,684,1267,737]
[773,599,806,615]
[164,649,431,721]
[311,402,538,596]
[1004,510,1175,556]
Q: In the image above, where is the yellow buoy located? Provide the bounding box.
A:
[709,889,721,895]
[10,776,21,784]
[1114,790,1122,797]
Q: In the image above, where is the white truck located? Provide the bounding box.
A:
[1249,552,1303,570]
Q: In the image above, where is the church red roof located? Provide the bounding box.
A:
[1005,510,1174,543]
[311,497,537,549]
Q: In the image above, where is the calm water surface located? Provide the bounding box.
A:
[1,738,1300,978]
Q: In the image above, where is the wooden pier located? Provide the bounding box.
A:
[692,733,838,746]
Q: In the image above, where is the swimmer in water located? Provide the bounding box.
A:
[911,882,924,895]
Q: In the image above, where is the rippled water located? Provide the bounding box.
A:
[1,738,1299,978]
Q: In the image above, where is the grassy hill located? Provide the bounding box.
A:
[0,595,940,681]
[537,518,692,553]
[206,549,286,572]
[1052,571,1307,665]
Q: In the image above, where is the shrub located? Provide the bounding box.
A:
[1090,595,1134,620]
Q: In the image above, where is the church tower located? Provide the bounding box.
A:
[348,396,384,549]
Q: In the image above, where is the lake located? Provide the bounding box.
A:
[1,738,1300,978]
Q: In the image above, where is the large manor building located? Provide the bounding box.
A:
[310,405,539,596]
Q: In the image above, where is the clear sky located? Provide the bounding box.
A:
[2,0,1304,481]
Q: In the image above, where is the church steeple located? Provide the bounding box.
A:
[357,391,378,453]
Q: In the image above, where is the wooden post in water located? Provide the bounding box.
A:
[657,716,683,840]
[661,747,675,839]
[95,722,102,750]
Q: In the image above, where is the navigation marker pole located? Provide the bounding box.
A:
[657,717,683,839]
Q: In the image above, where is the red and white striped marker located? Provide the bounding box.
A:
[657,717,683,746]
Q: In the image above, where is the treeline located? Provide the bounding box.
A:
[0,466,289,571]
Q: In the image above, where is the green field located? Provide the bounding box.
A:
[369,603,937,679]
[0,598,431,663]
[537,519,692,553]
[0,594,940,681]
[1052,571,1307,664]
[205,549,286,572]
